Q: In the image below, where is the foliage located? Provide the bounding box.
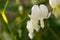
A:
[0,0,60,40]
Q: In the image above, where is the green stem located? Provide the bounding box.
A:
[3,0,8,12]
[1,0,12,34]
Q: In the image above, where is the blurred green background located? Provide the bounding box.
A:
[0,0,60,40]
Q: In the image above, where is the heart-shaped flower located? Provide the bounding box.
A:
[29,4,51,28]
[27,4,51,39]
[27,20,40,39]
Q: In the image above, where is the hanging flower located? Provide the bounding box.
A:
[49,0,60,9]
[49,0,57,9]
[49,0,60,18]
[27,4,51,39]
[27,20,34,33]
[26,20,34,39]
[39,5,51,28]
[29,4,51,28]
[27,20,40,39]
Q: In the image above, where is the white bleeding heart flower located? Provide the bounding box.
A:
[26,20,40,39]
[49,0,57,9]
[28,32,34,39]
[27,20,34,33]
[26,20,35,39]
[29,4,51,28]
[49,0,60,18]
[29,5,40,20]
[39,4,48,19]
[26,20,34,39]
[30,19,40,32]
[39,5,51,28]
[27,4,51,39]
[49,0,60,9]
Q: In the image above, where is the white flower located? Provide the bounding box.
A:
[29,5,40,20]
[27,20,34,33]
[49,0,57,9]
[31,19,40,32]
[28,32,34,39]
[27,4,51,39]
[39,4,48,19]
[29,4,51,28]
[49,0,60,18]
[27,20,40,39]
[39,5,51,28]
[49,0,60,9]
[26,20,34,39]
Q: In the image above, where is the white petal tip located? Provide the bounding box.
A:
[35,25,40,32]
[28,33,34,39]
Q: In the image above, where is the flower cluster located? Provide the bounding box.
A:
[26,4,51,39]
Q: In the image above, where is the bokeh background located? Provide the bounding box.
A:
[0,0,60,40]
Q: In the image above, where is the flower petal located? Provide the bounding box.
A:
[28,32,34,39]
[39,4,48,19]
[40,19,45,28]
[49,0,57,8]
[27,20,34,33]
[31,5,40,19]
[31,19,40,32]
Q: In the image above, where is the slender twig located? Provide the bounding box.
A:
[3,0,8,12]
[1,0,12,33]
